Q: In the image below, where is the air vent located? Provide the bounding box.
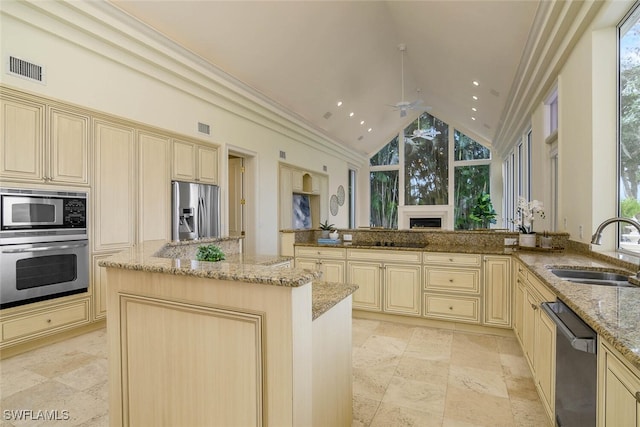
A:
[197,122,211,135]
[357,136,364,141]
[279,151,286,159]
[323,165,327,172]
[7,55,45,83]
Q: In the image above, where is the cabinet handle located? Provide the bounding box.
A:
[46,319,52,323]
[531,303,538,311]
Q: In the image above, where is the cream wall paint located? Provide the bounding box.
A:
[1,2,363,253]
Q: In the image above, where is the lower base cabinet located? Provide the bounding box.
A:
[599,339,640,427]
[513,260,556,424]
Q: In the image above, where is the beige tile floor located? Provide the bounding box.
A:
[0,319,550,427]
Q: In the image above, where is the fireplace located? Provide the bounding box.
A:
[409,217,442,229]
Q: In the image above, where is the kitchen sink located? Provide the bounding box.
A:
[548,268,636,287]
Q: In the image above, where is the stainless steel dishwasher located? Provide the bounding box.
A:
[541,299,597,427]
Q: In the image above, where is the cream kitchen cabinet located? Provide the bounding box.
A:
[92,252,121,320]
[599,339,640,427]
[423,253,481,324]
[138,131,171,242]
[483,255,512,328]
[172,139,218,184]
[513,260,556,423]
[92,119,136,252]
[279,166,293,229]
[347,249,421,316]
[0,95,89,185]
[295,247,346,284]
[0,95,44,182]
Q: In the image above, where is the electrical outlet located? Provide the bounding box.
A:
[564,218,568,229]
[504,238,517,246]
[579,225,583,239]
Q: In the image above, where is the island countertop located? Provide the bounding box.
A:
[515,250,640,370]
[99,240,320,287]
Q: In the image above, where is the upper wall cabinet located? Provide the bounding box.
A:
[172,139,218,185]
[0,95,89,185]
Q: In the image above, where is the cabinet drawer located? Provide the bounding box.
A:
[295,246,346,259]
[423,252,481,267]
[423,295,480,323]
[347,248,421,263]
[526,271,556,302]
[424,268,480,293]
[2,300,90,341]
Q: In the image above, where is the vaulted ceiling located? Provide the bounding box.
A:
[107,1,582,157]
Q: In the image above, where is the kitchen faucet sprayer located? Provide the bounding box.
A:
[590,217,640,245]
[591,217,640,278]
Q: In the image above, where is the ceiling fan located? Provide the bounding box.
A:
[405,114,441,141]
[389,43,424,117]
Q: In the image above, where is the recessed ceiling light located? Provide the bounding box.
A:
[472,107,477,112]
[349,112,354,117]
[337,101,343,107]
[360,120,365,125]
[473,81,479,86]
[473,96,478,100]
[471,117,476,121]
[368,128,372,132]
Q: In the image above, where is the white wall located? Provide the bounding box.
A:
[0,1,365,253]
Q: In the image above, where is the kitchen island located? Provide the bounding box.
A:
[100,240,357,427]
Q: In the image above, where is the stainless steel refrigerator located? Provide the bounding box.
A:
[172,181,221,241]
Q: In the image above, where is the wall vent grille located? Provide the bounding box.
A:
[279,151,286,159]
[197,122,211,135]
[7,56,44,83]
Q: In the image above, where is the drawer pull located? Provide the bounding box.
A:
[449,258,454,262]
[449,306,453,310]
[46,319,52,323]
[531,303,538,311]
[449,279,454,283]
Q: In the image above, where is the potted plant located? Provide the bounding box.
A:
[513,197,545,247]
[469,192,497,229]
[319,220,334,238]
[195,244,226,262]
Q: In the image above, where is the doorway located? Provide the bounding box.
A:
[227,148,256,254]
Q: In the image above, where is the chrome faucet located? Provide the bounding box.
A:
[591,217,640,245]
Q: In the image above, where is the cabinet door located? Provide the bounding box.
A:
[522,289,537,369]
[49,107,89,185]
[139,131,170,242]
[172,140,196,181]
[296,258,318,271]
[197,145,218,184]
[0,97,44,181]
[483,256,511,328]
[535,308,556,420]
[513,277,525,343]
[348,261,382,311]
[600,343,640,427]
[279,167,293,229]
[93,120,136,251]
[92,253,117,320]
[319,260,345,284]
[384,263,421,316]
[292,170,303,191]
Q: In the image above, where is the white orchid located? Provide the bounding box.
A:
[513,197,545,234]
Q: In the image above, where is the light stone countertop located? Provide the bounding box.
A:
[98,240,359,320]
[99,240,319,287]
[515,250,640,370]
[294,242,510,255]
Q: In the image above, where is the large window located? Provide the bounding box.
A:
[502,131,531,230]
[404,113,449,205]
[618,2,640,253]
[369,113,491,229]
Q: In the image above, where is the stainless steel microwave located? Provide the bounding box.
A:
[1,188,87,230]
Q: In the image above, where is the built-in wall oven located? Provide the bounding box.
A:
[0,188,89,309]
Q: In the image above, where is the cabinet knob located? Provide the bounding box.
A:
[449,279,454,283]
[46,318,52,323]
[448,258,454,262]
[449,306,453,310]
[531,303,538,311]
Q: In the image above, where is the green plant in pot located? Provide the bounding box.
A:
[469,192,497,229]
[319,220,334,238]
[195,244,226,262]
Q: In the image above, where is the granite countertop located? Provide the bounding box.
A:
[312,281,359,320]
[515,250,640,370]
[99,240,319,287]
[294,242,510,255]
